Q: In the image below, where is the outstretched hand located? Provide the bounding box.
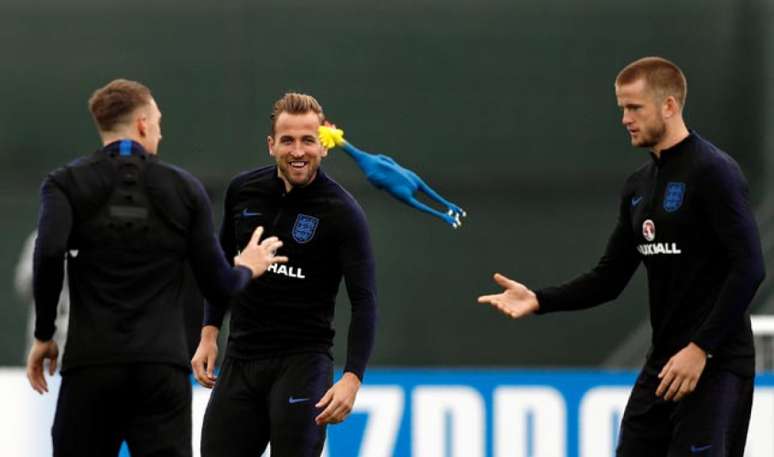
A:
[477,273,539,319]
[26,339,59,394]
[234,226,288,278]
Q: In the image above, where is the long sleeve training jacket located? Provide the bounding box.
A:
[34,140,251,372]
[536,132,765,376]
[204,166,377,380]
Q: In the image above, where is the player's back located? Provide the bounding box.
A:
[44,140,208,372]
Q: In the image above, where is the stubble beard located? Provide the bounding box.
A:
[634,117,667,149]
[278,161,318,189]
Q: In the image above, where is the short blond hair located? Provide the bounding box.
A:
[269,92,325,136]
[616,57,687,108]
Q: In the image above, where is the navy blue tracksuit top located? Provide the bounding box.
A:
[536,132,765,376]
[204,166,377,380]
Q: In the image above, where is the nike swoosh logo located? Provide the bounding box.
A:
[288,397,309,404]
[631,196,643,207]
[242,209,261,217]
[690,444,712,453]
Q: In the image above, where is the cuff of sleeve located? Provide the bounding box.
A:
[234,265,252,285]
[533,289,555,315]
[690,338,714,359]
[343,366,365,382]
[203,301,226,328]
[33,328,55,342]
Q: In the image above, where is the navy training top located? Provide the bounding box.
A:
[536,132,765,376]
[34,140,252,372]
[204,166,377,381]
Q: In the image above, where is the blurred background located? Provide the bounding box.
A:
[1,0,773,455]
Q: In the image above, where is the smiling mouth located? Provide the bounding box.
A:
[289,161,307,169]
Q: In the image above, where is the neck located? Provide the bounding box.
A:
[277,169,317,193]
[650,121,689,158]
[100,132,152,154]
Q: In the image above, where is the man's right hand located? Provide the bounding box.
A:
[191,326,220,388]
[234,226,288,278]
[477,273,539,319]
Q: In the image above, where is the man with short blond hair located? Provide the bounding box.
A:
[479,57,764,456]
[27,79,285,457]
[193,92,377,456]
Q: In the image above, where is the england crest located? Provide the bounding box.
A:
[663,182,685,213]
[292,214,319,244]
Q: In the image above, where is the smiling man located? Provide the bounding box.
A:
[479,57,765,457]
[193,92,377,456]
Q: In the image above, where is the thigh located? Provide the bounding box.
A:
[268,352,333,457]
[201,357,270,457]
[52,366,126,457]
[616,367,672,457]
[668,370,754,457]
[125,364,192,457]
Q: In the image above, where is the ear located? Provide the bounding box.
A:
[663,96,679,119]
[136,115,148,138]
[267,135,275,157]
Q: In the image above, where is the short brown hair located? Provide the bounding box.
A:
[616,57,687,109]
[269,92,325,136]
[88,79,152,132]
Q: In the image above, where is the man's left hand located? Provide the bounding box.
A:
[26,339,59,394]
[315,372,361,425]
[656,342,707,401]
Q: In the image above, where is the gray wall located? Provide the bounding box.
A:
[1,0,771,367]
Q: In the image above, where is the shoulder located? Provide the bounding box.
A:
[690,134,746,186]
[46,152,105,190]
[322,174,367,218]
[151,160,206,194]
[226,165,275,194]
[49,152,98,177]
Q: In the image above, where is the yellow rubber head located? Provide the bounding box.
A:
[318,125,346,149]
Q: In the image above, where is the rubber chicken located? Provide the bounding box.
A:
[320,125,466,228]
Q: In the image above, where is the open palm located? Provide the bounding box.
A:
[478,273,539,319]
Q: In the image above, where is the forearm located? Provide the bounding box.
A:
[32,252,63,341]
[33,179,72,341]
[188,180,251,306]
[344,305,377,381]
[692,254,765,353]
[341,259,376,381]
[190,241,251,304]
[536,259,638,314]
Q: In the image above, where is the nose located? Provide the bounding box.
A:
[621,109,634,127]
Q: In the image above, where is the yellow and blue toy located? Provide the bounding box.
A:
[319,125,466,228]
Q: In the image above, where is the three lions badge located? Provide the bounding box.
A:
[663,182,685,213]
[292,214,319,244]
